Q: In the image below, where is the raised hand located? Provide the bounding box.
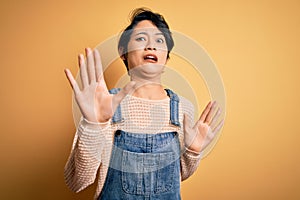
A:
[183,101,224,153]
[64,48,136,123]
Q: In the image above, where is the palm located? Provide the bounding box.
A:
[65,48,135,123]
[184,101,224,153]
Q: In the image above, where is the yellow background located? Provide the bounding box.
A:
[0,0,299,199]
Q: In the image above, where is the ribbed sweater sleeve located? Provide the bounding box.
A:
[64,117,109,193]
[179,96,202,181]
[180,148,202,181]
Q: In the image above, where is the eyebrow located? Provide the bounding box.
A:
[134,32,164,36]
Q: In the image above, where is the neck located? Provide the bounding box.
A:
[128,65,168,99]
[130,82,168,100]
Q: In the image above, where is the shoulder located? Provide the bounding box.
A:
[179,95,195,120]
[179,95,194,111]
[178,95,195,123]
[165,88,194,110]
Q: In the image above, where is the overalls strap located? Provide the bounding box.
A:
[164,88,181,127]
[108,88,124,124]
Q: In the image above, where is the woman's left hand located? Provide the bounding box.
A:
[183,101,224,153]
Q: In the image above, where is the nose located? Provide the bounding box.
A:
[144,38,156,51]
[144,47,156,51]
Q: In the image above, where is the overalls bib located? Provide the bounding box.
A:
[98,89,181,200]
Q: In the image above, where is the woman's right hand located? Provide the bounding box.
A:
[64,48,136,123]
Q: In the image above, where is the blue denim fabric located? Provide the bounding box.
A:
[98,131,181,200]
[99,88,182,200]
[164,89,181,127]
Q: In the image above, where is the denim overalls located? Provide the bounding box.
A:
[98,89,181,200]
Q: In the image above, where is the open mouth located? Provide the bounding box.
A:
[144,54,158,62]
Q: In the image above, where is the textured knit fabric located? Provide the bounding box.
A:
[64,94,202,199]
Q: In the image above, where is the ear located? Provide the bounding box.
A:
[118,47,126,60]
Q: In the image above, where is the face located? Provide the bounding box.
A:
[125,20,168,79]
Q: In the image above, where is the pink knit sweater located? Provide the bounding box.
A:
[64,94,202,199]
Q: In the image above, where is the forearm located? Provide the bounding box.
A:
[180,147,202,181]
[64,117,110,192]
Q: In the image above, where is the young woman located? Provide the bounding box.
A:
[64,8,223,200]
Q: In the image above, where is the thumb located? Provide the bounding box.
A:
[183,113,191,130]
[183,113,196,149]
[112,81,136,110]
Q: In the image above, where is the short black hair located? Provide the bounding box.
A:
[118,7,174,71]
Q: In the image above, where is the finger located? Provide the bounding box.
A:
[210,107,221,127]
[95,53,109,93]
[93,48,103,82]
[183,114,190,129]
[199,101,213,122]
[86,48,96,83]
[64,68,80,94]
[79,54,88,88]
[212,118,224,134]
[113,81,136,107]
[204,101,217,123]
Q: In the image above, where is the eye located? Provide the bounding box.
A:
[156,38,164,43]
[136,37,146,42]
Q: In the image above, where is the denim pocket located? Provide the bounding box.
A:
[121,150,177,195]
